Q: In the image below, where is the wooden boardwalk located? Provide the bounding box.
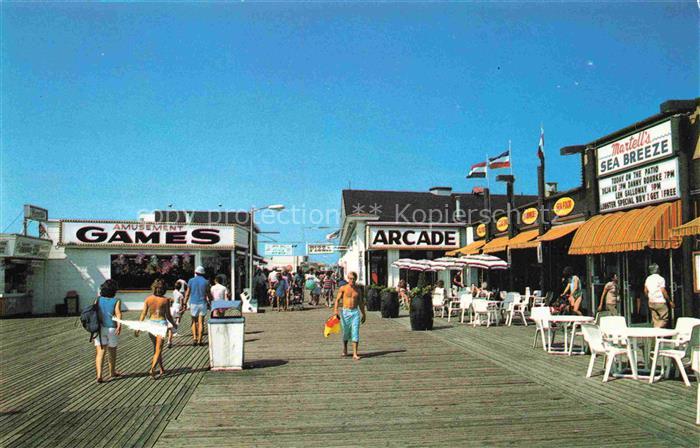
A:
[1,308,697,447]
[0,312,209,448]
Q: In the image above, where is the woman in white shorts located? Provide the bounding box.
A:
[167,279,187,348]
[94,279,122,383]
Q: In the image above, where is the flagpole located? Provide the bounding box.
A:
[485,153,490,190]
[509,139,513,176]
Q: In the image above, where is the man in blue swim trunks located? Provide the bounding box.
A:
[185,266,212,346]
[333,272,367,360]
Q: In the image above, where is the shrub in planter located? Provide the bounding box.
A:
[366,285,383,311]
[380,287,399,318]
[409,286,434,331]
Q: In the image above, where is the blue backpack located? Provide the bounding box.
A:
[79,299,102,344]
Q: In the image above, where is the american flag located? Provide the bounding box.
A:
[537,127,545,161]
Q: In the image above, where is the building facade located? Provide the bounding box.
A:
[339,187,536,288]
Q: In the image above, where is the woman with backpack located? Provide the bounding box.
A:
[94,279,122,383]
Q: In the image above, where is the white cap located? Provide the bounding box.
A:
[195,266,206,275]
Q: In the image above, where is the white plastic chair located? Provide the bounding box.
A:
[532,291,546,308]
[472,299,497,327]
[500,293,515,321]
[447,291,468,323]
[458,293,473,324]
[506,293,528,327]
[432,288,447,318]
[446,289,461,322]
[599,316,637,380]
[531,306,557,351]
[648,317,700,386]
[581,324,635,382]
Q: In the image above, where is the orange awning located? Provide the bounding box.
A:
[482,236,509,254]
[506,229,539,249]
[512,221,585,250]
[671,217,700,238]
[569,201,682,255]
[446,240,485,256]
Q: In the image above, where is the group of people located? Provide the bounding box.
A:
[253,266,341,311]
[92,265,231,383]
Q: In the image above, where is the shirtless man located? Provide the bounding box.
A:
[137,279,177,379]
[333,272,367,360]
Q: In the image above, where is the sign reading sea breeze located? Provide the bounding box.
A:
[596,120,673,177]
[264,244,293,256]
[553,197,575,217]
[368,226,460,250]
[598,157,680,213]
[496,217,509,232]
[521,207,539,225]
[476,223,486,238]
[60,221,236,248]
[307,243,336,255]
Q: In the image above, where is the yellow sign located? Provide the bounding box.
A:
[521,207,539,225]
[496,216,509,232]
[476,223,486,238]
[553,197,575,217]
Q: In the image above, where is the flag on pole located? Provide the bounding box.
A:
[537,127,545,161]
[488,150,511,169]
[467,161,487,178]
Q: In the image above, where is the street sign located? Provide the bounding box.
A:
[307,243,336,255]
[24,204,48,221]
[264,244,294,256]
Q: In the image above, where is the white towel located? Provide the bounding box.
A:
[113,317,168,338]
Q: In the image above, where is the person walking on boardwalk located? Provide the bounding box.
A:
[275,271,289,311]
[644,264,674,328]
[210,274,230,317]
[333,272,367,360]
[322,271,336,307]
[185,266,212,345]
[94,279,122,383]
[561,266,583,316]
[167,279,187,348]
[598,273,619,316]
[137,279,177,379]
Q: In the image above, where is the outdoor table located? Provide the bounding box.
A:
[613,327,678,381]
[546,315,594,355]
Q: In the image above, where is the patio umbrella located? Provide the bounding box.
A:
[459,254,508,270]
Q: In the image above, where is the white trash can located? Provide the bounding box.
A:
[208,316,245,371]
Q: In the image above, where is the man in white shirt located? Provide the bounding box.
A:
[644,264,674,328]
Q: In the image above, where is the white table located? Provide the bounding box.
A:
[546,315,595,355]
[614,327,677,380]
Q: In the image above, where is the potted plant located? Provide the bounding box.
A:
[380,287,399,318]
[409,284,434,331]
[366,284,383,311]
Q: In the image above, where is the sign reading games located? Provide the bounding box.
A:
[596,120,673,177]
[598,158,680,213]
[368,226,460,250]
[60,221,236,249]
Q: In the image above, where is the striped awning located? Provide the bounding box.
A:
[482,235,509,254]
[511,221,585,250]
[505,229,539,250]
[671,217,700,238]
[446,240,485,256]
[569,201,682,255]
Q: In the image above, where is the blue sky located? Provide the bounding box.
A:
[2,2,698,260]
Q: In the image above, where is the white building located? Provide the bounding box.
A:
[2,210,261,315]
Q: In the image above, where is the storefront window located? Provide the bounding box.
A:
[368,251,388,286]
[3,260,30,293]
[110,254,194,290]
